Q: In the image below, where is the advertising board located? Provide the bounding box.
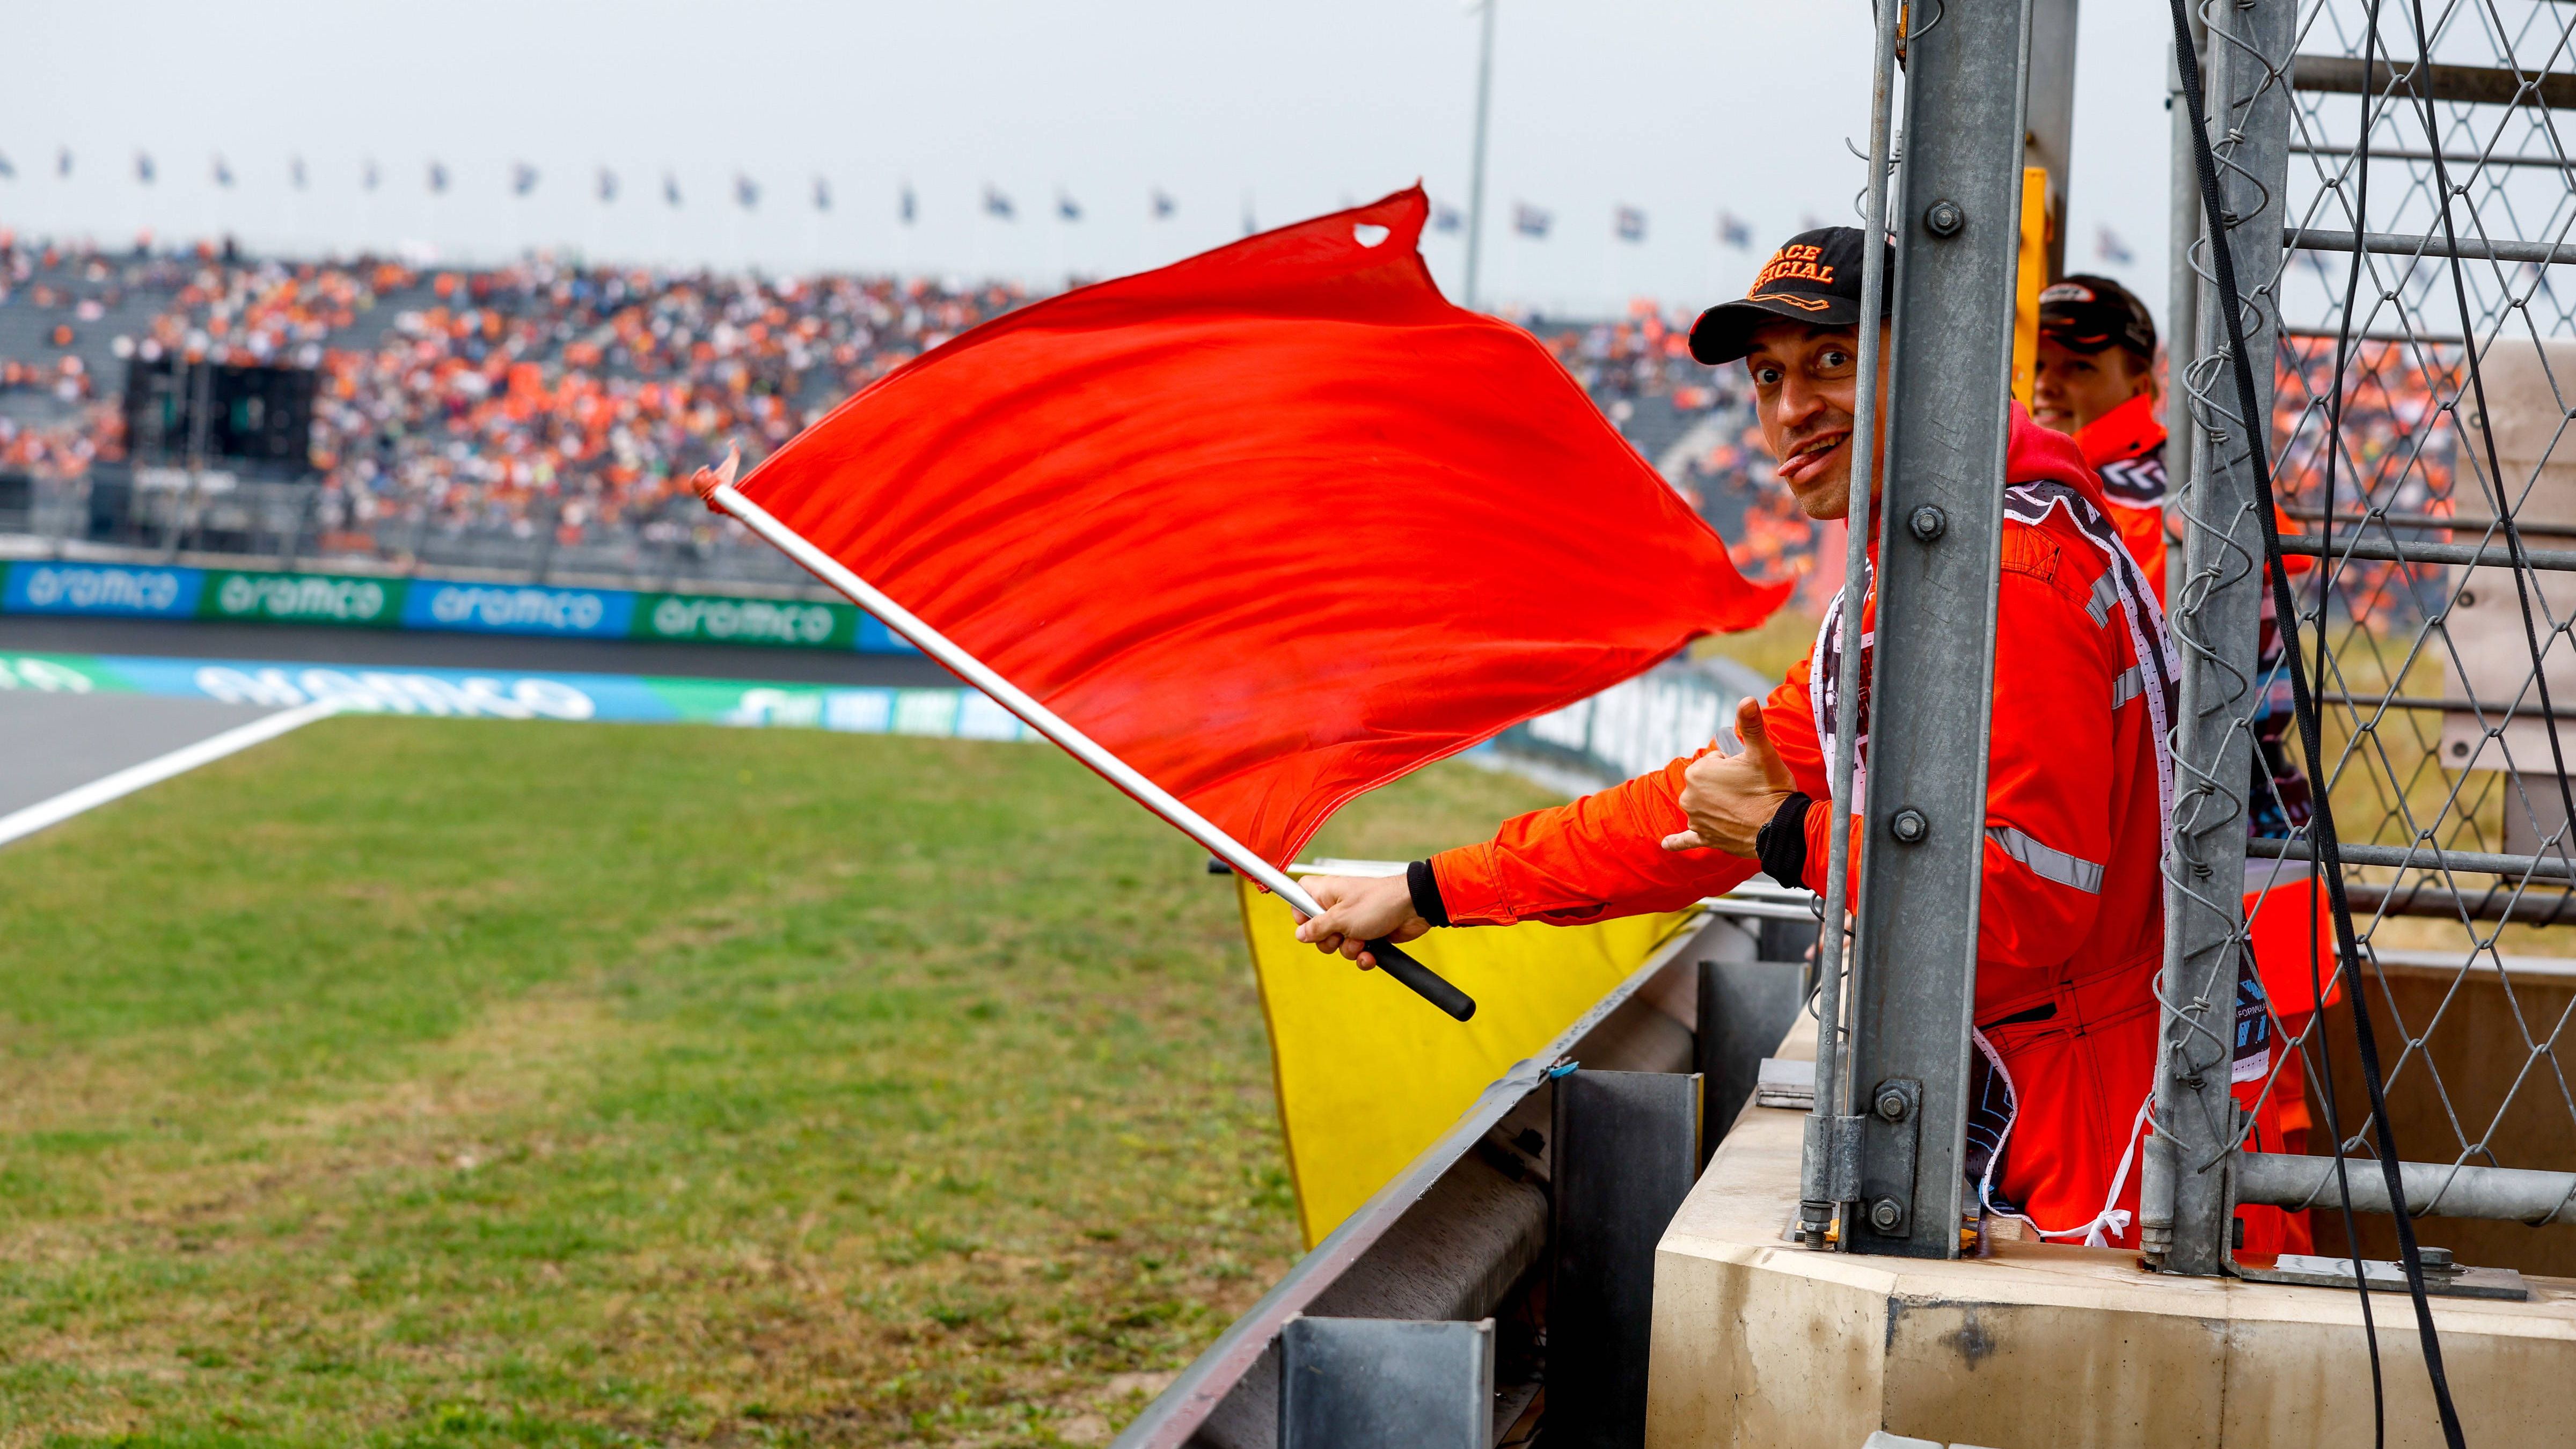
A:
[400,581,636,639]
[201,569,403,627]
[1,561,920,654]
[0,652,1031,741]
[1,561,204,619]
[632,592,858,649]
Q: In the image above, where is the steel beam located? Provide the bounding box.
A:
[1839,0,2033,1261]
[2287,508,2576,538]
[1276,1317,1495,1449]
[1697,958,1807,1163]
[2340,878,2576,924]
[2276,533,2576,570]
[2289,53,2576,111]
[2027,0,2081,279]
[1549,1070,1702,1445]
[2290,141,2576,170]
[2237,1152,2576,1224]
[2154,0,2299,1277]
[2249,836,2576,881]
[2286,227,2576,268]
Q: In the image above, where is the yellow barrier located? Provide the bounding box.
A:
[1238,875,1699,1247]
[2011,164,2054,407]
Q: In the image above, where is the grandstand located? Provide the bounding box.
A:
[0,232,1810,601]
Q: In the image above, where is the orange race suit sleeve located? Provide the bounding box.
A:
[1428,661,1826,927]
[1431,526,2127,980]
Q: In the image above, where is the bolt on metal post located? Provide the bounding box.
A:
[1832,0,2032,1260]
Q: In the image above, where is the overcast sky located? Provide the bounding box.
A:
[3,1,2179,324]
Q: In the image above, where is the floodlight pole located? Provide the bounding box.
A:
[696,472,1477,1022]
[1463,0,1497,310]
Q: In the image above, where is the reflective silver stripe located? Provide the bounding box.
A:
[2087,572,2119,628]
[1986,824,2105,894]
[2112,665,2145,709]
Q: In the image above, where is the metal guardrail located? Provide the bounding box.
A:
[1111,892,1812,1448]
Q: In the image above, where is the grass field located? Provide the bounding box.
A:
[0,718,1560,1448]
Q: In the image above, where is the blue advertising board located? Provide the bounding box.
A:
[2,561,205,619]
[2,559,922,654]
[400,580,638,639]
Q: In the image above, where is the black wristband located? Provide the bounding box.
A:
[1407,859,1451,929]
[1755,792,1814,888]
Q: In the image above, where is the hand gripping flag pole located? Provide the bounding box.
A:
[694,452,1479,1022]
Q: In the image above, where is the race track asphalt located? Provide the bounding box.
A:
[0,690,281,819]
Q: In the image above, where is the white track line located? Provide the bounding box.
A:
[0,698,341,850]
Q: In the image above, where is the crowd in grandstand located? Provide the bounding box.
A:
[12,230,2473,618]
[0,232,1037,554]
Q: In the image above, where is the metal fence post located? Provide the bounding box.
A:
[1838,0,2034,1260]
[2151,0,2295,1277]
[2025,0,2081,281]
[2164,7,2207,496]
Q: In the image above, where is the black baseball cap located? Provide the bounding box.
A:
[1688,226,1896,365]
[2038,274,2156,360]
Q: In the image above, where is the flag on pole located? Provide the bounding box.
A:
[512,162,539,196]
[984,185,1015,220]
[57,148,72,178]
[0,151,14,180]
[1718,211,1753,248]
[1151,187,1176,219]
[2096,225,2135,265]
[900,183,917,224]
[428,160,449,194]
[363,158,380,192]
[663,172,683,208]
[1512,202,1552,238]
[134,151,155,185]
[734,173,759,209]
[290,155,308,190]
[1614,204,1646,243]
[212,156,235,188]
[1057,191,1082,222]
[813,175,831,211]
[1430,202,1463,234]
[597,166,618,203]
[714,186,1785,868]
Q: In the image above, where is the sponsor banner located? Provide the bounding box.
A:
[201,569,405,627]
[653,680,1029,737]
[0,653,137,693]
[632,591,858,649]
[2,561,204,619]
[401,581,636,639]
[2,559,924,655]
[854,614,921,655]
[27,653,1035,741]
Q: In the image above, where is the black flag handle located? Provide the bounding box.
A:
[1368,938,1477,1021]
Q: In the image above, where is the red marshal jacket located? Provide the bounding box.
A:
[1430,409,2167,1243]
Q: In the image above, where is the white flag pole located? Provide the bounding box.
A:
[693,457,1475,1021]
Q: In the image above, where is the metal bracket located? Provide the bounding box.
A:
[1799,1111,1866,1243]
[2237,1252,2530,1302]
[1856,1079,1923,1242]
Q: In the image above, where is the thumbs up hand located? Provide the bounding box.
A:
[1660,696,1797,857]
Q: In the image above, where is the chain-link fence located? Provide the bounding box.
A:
[2155,0,2576,1289]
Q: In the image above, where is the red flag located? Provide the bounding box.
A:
[735,185,1788,866]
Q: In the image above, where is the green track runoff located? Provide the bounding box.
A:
[0,717,1559,1447]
